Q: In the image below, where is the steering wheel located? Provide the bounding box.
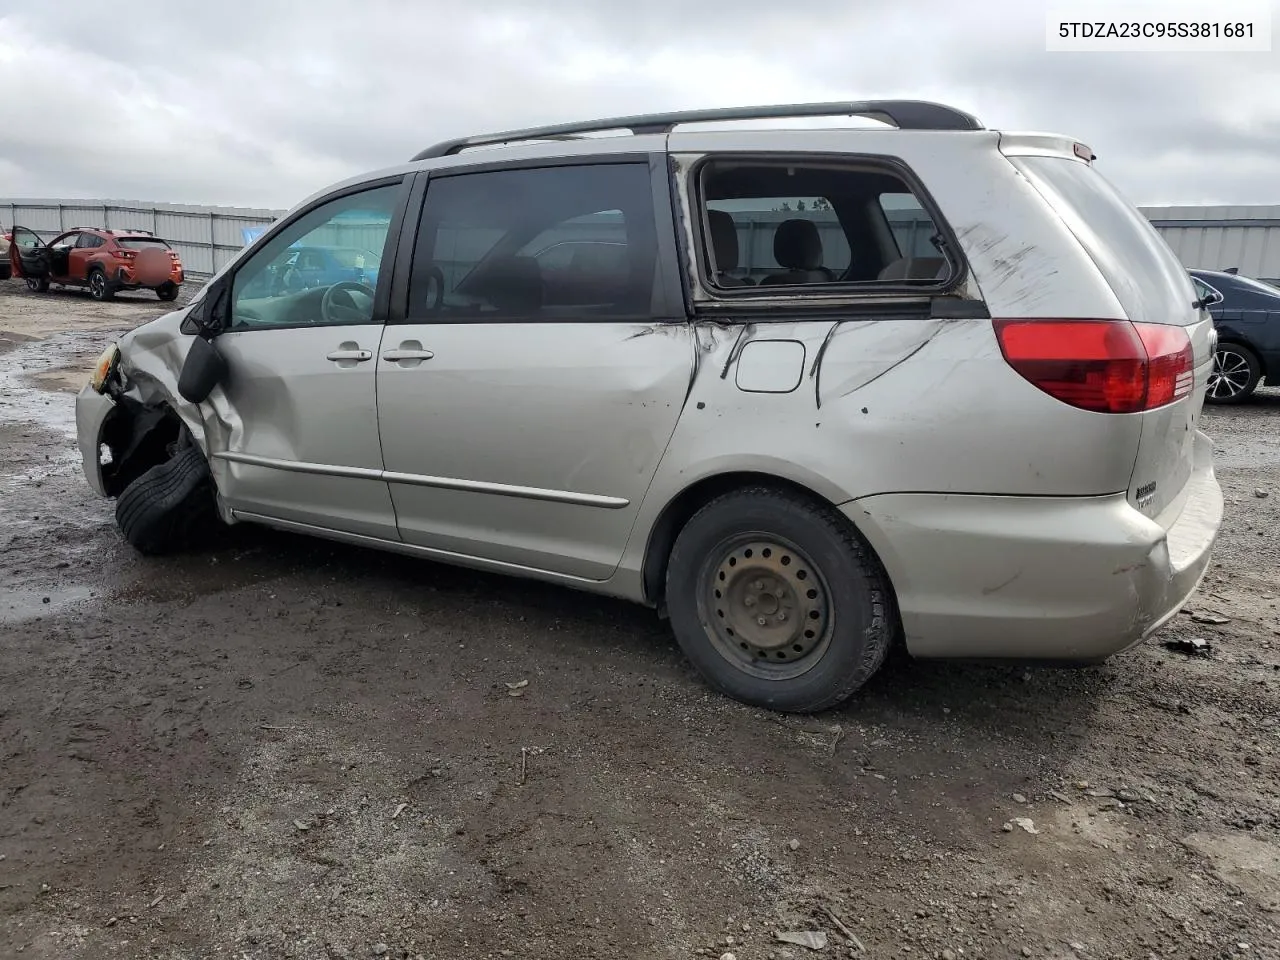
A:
[320,280,376,325]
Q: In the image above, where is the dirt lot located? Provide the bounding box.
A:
[2,276,1278,960]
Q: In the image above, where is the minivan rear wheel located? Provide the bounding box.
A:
[1206,343,1261,404]
[665,487,896,713]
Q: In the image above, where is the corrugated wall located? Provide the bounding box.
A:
[1139,205,1280,282]
[2,199,282,278]
[6,196,1280,283]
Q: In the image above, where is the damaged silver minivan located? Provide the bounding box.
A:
[75,100,1224,713]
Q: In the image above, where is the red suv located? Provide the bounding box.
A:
[7,226,185,301]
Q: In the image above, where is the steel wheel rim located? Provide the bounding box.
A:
[26,278,39,292]
[90,273,105,298]
[1208,348,1252,399]
[697,534,834,680]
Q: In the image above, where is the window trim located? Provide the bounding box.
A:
[1191,275,1221,304]
[684,151,968,306]
[208,175,411,335]
[390,154,686,326]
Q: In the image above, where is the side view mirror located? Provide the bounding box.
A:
[1194,288,1224,311]
[178,335,228,404]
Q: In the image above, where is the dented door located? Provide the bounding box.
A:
[202,178,409,541]
[376,321,693,580]
[211,325,396,540]
[375,158,691,581]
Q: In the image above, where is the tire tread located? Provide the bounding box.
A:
[666,484,897,713]
[114,443,214,555]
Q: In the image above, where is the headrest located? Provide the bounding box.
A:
[707,210,739,271]
[773,218,823,270]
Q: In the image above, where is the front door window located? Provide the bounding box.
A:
[229,183,401,330]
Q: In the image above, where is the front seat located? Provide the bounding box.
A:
[484,255,544,315]
[878,256,947,281]
[707,209,751,287]
[759,219,833,286]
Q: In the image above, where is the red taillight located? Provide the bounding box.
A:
[993,319,1193,414]
[111,248,135,260]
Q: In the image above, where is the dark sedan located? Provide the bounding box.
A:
[1190,268,1280,404]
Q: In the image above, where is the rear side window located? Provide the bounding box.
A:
[408,163,658,321]
[117,237,172,250]
[696,159,953,290]
[879,192,941,259]
[1011,156,1195,324]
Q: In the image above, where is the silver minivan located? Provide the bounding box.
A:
[75,100,1224,712]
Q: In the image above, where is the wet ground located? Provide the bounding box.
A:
[2,275,1279,960]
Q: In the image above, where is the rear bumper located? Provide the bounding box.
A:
[844,429,1224,661]
[112,266,184,287]
[75,384,116,497]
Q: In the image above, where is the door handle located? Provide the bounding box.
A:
[382,349,434,361]
[326,349,373,361]
[382,340,434,366]
[327,341,373,368]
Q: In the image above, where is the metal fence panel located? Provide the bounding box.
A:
[7,197,1280,284]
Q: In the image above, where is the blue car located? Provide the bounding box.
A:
[1191,268,1280,404]
[275,245,381,293]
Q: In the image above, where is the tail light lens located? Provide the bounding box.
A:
[111,248,136,260]
[993,319,1194,414]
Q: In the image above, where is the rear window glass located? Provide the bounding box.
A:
[1010,156,1193,323]
[117,237,171,249]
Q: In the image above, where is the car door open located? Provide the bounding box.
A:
[376,160,692,581]
[8,226,50,284]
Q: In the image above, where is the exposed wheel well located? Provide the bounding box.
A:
[641,471,894,611]
[99,400,188,497]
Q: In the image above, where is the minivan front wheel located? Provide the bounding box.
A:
[1206,343,1261,404]
[665,487,896,713]
[115,441,217,555]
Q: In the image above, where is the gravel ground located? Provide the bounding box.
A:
[1,276,1278,960]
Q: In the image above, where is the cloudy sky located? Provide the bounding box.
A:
[1,0,1277,210]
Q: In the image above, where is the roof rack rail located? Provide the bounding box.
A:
[411,99,983,161]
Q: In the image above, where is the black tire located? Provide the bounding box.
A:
[88,267,115,301]
[1206,342,1261,404]
[114,442,216,555]
[26,277,50,294]
[665,486,896,713]
[156,282,180,302]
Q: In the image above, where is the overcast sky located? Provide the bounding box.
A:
[1,0,1277,210]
